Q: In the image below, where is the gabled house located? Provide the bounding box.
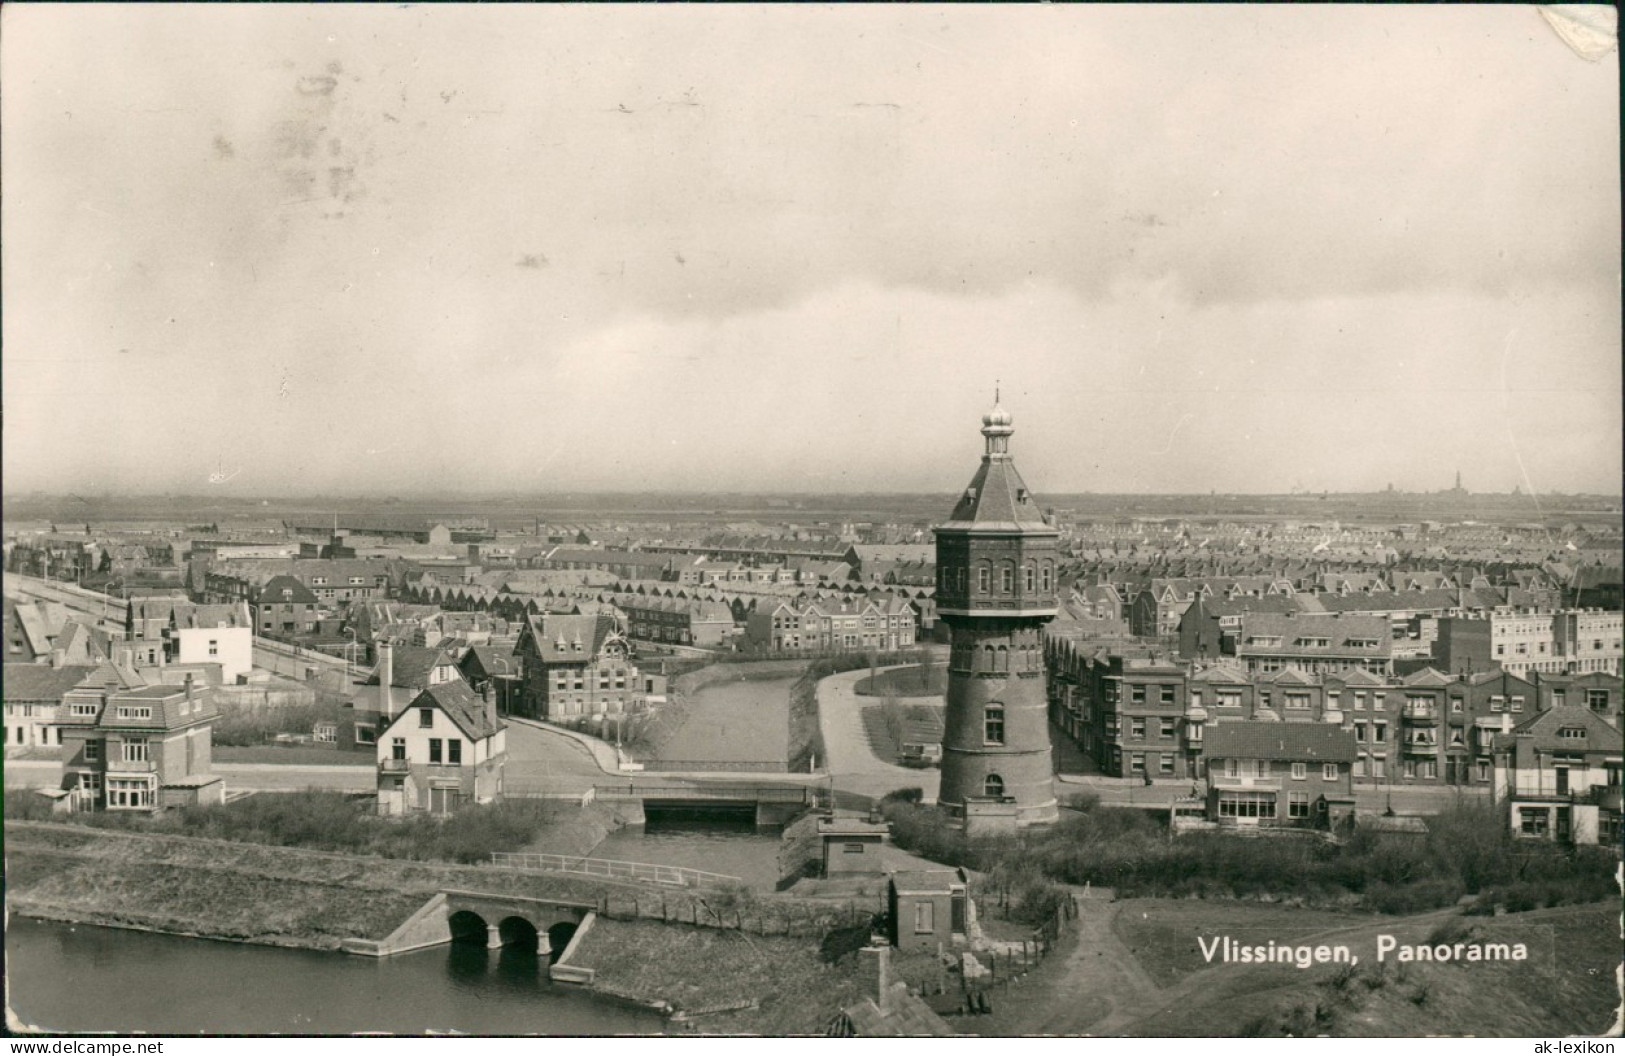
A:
[376,681,506,815]
[4,662,100,748]
[1492,706,1622,847]
[255,575,321,638]
[514,612,645,723]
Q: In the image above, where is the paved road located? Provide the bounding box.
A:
[1056,769,1492,816]
[817,666,940,804]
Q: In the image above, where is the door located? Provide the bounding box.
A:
[951,894,966,934]
[1556,767,1569,795]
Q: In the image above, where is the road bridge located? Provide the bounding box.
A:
[592,781,822,827]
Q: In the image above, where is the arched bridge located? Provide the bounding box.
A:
[442,889,596,959]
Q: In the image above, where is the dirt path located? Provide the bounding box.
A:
[1022,892,1164,1036]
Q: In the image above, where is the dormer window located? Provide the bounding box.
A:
[1558,727,1586,741]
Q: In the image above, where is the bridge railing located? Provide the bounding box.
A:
[641,759,788,773]
[488,851,742,888]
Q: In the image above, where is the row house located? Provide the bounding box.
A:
[613,594,735,647]
[1436,610,1623,678]
[376,681,507,816]
[203,558,393,606]
[1492,706,1622,847]
[514,612,648,723]
[1045,636,1621,789]
[743,595,916,654]
[1229,613,1392,677]
[55,675,223,813]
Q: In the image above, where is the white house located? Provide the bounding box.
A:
[376,681,507,815]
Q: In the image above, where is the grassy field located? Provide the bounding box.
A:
[1108,897,1622,1037]
[571,917,866,1035]
[860,703,944,763]
[215,746,373,766]
[854,664,948,699]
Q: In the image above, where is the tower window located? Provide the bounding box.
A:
[978,567,991,593]
[1024,565,1035,593]
[1040,565,1052,593]
[984,774,1005,798]
[1001,566,1014,593]
[984,704,1005,745]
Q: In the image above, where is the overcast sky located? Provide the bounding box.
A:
[3,4,1619,498]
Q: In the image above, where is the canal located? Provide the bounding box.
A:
[5,916,665,1035]
[656,672,796,767]
[589,810,790,890]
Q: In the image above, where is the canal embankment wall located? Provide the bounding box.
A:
[5,822,880,957]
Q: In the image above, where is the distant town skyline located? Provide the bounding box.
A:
[3,5,1619,499]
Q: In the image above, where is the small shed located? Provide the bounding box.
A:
[888,868,969,952]
[819,817,889,877]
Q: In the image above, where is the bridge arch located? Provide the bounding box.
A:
[546,921,578,961]
[448,909,490,944]
[498,916,539,954]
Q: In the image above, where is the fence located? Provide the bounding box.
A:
[591,888,882,937]
[488,851,740,888]
[642,759,788,773]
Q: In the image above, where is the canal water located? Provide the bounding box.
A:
[5,916,665,1035]
[589,811,789,890]
[656,673,795,765]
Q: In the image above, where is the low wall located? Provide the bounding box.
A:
[342,893,452,957]
[548,910,598,984]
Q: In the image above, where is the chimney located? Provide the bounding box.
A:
[856,946,893,1010]
[184,672,195,703]
[378,640,395,720]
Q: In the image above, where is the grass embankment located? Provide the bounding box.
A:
[860,703,944,764]
[214,746,373,766]
[4,822,867,957]
[5,789,607,863]
[570,917,867,1034]
[1110,899,1621,1037]
[853,663,947,698]
[786,650,927,773]
[881,794,1617,916]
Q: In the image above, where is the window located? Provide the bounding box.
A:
[1160,685,1176,704]
[1586,689,1609,710]
[1450,697,1463,713]
[107,777,153,810]
[1476,760,1490,782]
[1373,722,1387,744]
[1518,808,1549,836]
[1288,792,1310,818]
[1024,566,1035,593]
[84,741,101,762]
[1284,692,1311,711]
[984,705,1005,745]
[1291,762,1308,781]
[1354,721,1367,742]
[978,567,990,593]
[1159,718,1176,738]
[1490,695,1505,713]
[448,739,462,765]
[914,901,935,935]
[983,774,1005,797]
[122,738,149,763]
[1217,691,1242,709]
[428,738,442,764]
[844,843,866,855]
[1131,684,1146,704]
[1160,753,1175,775]
[1217,791,1276,818]
[1510,696,1524,713]
[1353,692,1366,711]
[1558,727,1587,742]
[391,737,406,761]
[1130,718,1146,739]
[71,703,98,717]
[1001,567,1014,593]
[419,708,434,728]
[116,707,153,720]
[1323,763,1338,781]
[357,724,377,745]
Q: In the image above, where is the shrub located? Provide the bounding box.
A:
[1064,790,1101,814]
[880,787,924,806]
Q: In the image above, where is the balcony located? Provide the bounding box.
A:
[1402,704,1438,724]
[1401,742,1439,757]
[106,758,156,774]
[379,757,410,773]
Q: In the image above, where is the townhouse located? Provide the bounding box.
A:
[1492,706,1622,847]
[514,612,647,723]
[743,595,917,654]
[56,674,223,813]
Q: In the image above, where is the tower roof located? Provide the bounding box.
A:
[937,401,1057,535]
